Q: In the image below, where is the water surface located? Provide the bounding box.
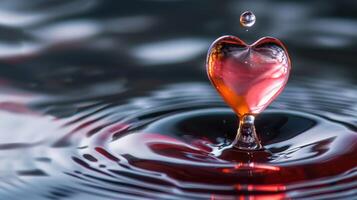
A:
[0,1,356,199]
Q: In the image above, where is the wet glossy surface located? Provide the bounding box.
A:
[207,36,290,116]
[0,1,356,199]
[240,11,256,28]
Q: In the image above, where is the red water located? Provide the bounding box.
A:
[103,109,357,199]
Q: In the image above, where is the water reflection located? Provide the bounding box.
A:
[0,0,355,199]
[0,0,97,27]
[132,38,209,65]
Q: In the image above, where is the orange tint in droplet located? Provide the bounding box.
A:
[206,36,291,117]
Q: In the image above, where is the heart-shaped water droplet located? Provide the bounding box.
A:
[206,36,291,150]
[206,36,291,117]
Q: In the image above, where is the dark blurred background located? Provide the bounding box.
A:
[0,0,356,94]
[0,1,356,199]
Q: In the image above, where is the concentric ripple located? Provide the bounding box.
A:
[0,1,355,199]
[0,80,355,200]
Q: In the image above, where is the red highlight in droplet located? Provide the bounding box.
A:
[206,36,291,117]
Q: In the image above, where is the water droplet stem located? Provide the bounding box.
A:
[234,115,263,150]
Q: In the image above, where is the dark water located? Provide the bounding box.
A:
[0,1,356,199]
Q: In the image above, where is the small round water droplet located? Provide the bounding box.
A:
[240,11,256,28]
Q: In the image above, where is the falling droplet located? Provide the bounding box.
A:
[240,11,256,28]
